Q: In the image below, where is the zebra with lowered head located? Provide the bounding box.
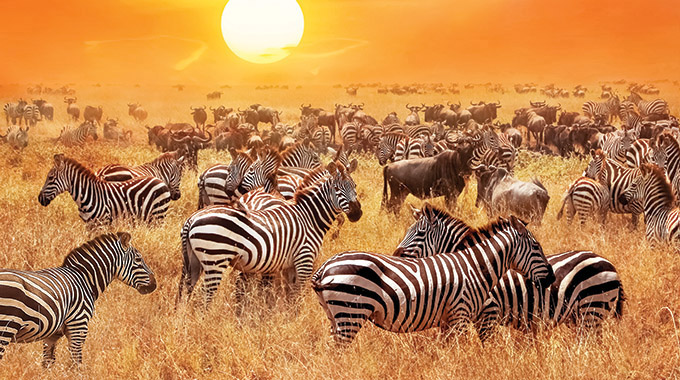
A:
[96,151,185,200]
[0,232,156,366]
[38,154,171,225]
[312,216,555,345]
[177,161,362,306]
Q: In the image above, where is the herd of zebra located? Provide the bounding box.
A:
[2,88,678,368]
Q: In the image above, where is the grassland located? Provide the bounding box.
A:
[0,82,679,379]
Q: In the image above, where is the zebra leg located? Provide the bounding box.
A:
[42,332,64,368]
[631,212,640,230]
[0,319,22,361]
[290,251,315,299]
[65,323,89,366]
[202,269,227,306]
[233,272,250,316]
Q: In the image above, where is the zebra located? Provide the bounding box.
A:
[0,232,156,366]
[627,91,669,119]
[311,216,555,345]
[96,151,186,200]
[177,162,362,305]
[582,95,620,123]
[556,176,610,224]
[57,121,98,147]
[310,126,331,153]
[476,250,625,341]
[391,202,471,259]
[22,104,40,127]
[393,136,425,162]
[3,100,26,125]
[651,132,680,201]
[584,149,643,228]
[197,148,255,209]
[38,154,172,225]
[377,132,408,165]
[625,138,652,168]
[340,122,362,153]
[600,130,636,164]
[620,163,680,244]
[280,141,321,168]
[468,128,516,173]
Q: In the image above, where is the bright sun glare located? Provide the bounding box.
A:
[221,0,304,64]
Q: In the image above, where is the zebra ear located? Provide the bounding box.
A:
[53,154,65,167]
[326,161,338,175]
[348,159,358,173]
[509,215,527,235]
[118,232,132,250]
[408,203,422,220]
[229,147,238,160]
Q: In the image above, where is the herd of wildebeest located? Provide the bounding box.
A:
[0,83,678,367]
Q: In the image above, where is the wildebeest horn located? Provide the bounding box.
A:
[556,103,562,109]
[470,101,477,106]
[406,103,411,109]
[238,107,244,112]
[193,130,212,144]
[210,106,215,110]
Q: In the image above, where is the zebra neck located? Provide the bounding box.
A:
[293,182,339,234]
[63,254,117,301]
[67,168,104,209]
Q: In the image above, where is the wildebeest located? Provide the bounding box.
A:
[210,106,232,123]
[382,112,400,126]
[346,87,358,96]
[250,104,281,127]
[300,104,337,143]
[128,103,148,122]
[1,125,29,150]
[191,106,208,129]
[382,146,473,213]
[64,97,80,121]
[558,111,580,127]
[206,91,223,100]
[32,99,54,121]
[467,101,501,124]
[83,105,104,124]
[475,165,550,224]
[405,104,423,125]
[238,107,260,129]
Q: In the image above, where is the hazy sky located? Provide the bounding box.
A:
[1,0,678,84]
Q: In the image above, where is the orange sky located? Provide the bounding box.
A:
[1,0,678,85]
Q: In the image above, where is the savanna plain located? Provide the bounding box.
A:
[0,83,679,379]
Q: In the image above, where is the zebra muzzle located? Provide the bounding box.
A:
[137,274,157,294]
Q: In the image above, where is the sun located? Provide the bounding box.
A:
[221,0,304,64]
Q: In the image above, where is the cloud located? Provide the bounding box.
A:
[83,35,207,71]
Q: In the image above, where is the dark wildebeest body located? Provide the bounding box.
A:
[475,166,550,224]
[83,106,103,124]
[467,101,501,124]
[382,148,471,213]
[191,107,208,129]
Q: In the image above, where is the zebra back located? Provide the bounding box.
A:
[280,141,321,169]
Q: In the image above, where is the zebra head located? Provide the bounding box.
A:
[506,215,555,288]
[115,232,157,294]
[38,154,70,206]
[240,148,281,193]
[377,136,397,165]
[393,202,469,258]
[81,121,98,141]
[584,149,607,179]
[224,148,254,193]
[166,152,185,200]
[326,160,362,222]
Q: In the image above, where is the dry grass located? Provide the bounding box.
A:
[0,82,680,379]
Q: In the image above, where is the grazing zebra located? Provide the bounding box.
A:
[0,232,156,366]
[557,176,610,224]
[177,162,362,305]
[582,95,621,123]
[620,163,680,244]
[393,136,425,162]
[476,250,624,341]
[311,216,555,345]
[96,151,185,200]
[377,132,408,165]
[584,149,643,228]
[3,100,26,125]
[280,141,321,168]
[627,91,669,119]
[651,132,680,201]
[197,149,254,208]
[22,104,40,127]
[392,202,471,259]
[57,121,98,147]
[38,154,171,224]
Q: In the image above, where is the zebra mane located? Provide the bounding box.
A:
[61,156,100,180]
[292,162,348,202]
[657,132,679,152]
[453,217,513,251]
[62,233,121,267]
[641,163,676,207]
[421,203,468,228]
[280,141,311,161]
[150,151,179,164]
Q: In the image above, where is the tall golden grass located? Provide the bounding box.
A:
[0,82,679,379]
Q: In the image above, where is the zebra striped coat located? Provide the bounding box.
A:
[22,104,40,127]
[57,122,98,147]
[582,96,620,123]
[177,162,362,305]
[311,216,554,344]
[197,149,254,208]
[96,151,185,200]
[628,92,669,118]
[38,154,171,224]
[621,163,680,244]
[393,136,425,162]
[280,141,321,168]
[651,132,680,202]
[377,132,408,165]
[584,149,643,227]
[3,101,26,125]
[557,176,610,224]
[476,250,624,341]
[0,232,156,366]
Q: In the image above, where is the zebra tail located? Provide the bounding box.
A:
[381,165,389,209]
[614,284,626,318]
[310,267,327,293]
[177,217,202,305]
[556,183,576,220]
